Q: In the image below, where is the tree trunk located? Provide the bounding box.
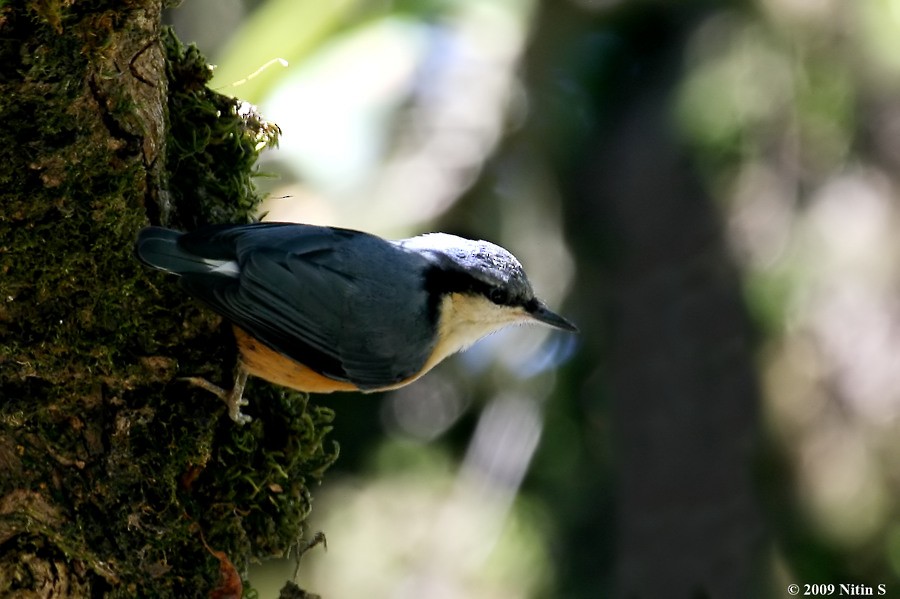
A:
[0,3,335,597]
[523,3,769,597]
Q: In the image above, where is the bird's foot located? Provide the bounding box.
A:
[180,368,252,425]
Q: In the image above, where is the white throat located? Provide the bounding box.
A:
[424,293,529,370]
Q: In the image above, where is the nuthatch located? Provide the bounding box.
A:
[136,223,577,424]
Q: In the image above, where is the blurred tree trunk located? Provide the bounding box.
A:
[0,3,333,597]
[524,3,769,597]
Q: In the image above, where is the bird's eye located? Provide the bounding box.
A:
[488,287,509,305]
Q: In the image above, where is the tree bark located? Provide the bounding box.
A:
[0,3,335,597]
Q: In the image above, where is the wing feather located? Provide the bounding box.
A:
[177,224,436,388]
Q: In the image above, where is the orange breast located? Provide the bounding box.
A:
[233,327,360,393]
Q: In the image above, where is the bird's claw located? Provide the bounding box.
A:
[227,396,253,426]
[180,368,252,425]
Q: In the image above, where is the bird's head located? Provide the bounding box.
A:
[400,233,578,338]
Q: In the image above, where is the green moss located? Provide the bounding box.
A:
[0,7,331,598]
[162,26,280,229]
[195,386,339,560]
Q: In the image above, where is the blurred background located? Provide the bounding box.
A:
[167,0,900,597]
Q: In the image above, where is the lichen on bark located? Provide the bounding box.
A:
[0,2,336,596]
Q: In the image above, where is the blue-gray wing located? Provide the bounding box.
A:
[175,223,436,388]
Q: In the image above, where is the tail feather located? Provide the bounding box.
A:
[136,226,238,277]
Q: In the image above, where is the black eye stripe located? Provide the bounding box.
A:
[423,263,530,311]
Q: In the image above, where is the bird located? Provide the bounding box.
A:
[135,222,577,424]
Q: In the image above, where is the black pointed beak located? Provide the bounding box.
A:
[528,300,578,332]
